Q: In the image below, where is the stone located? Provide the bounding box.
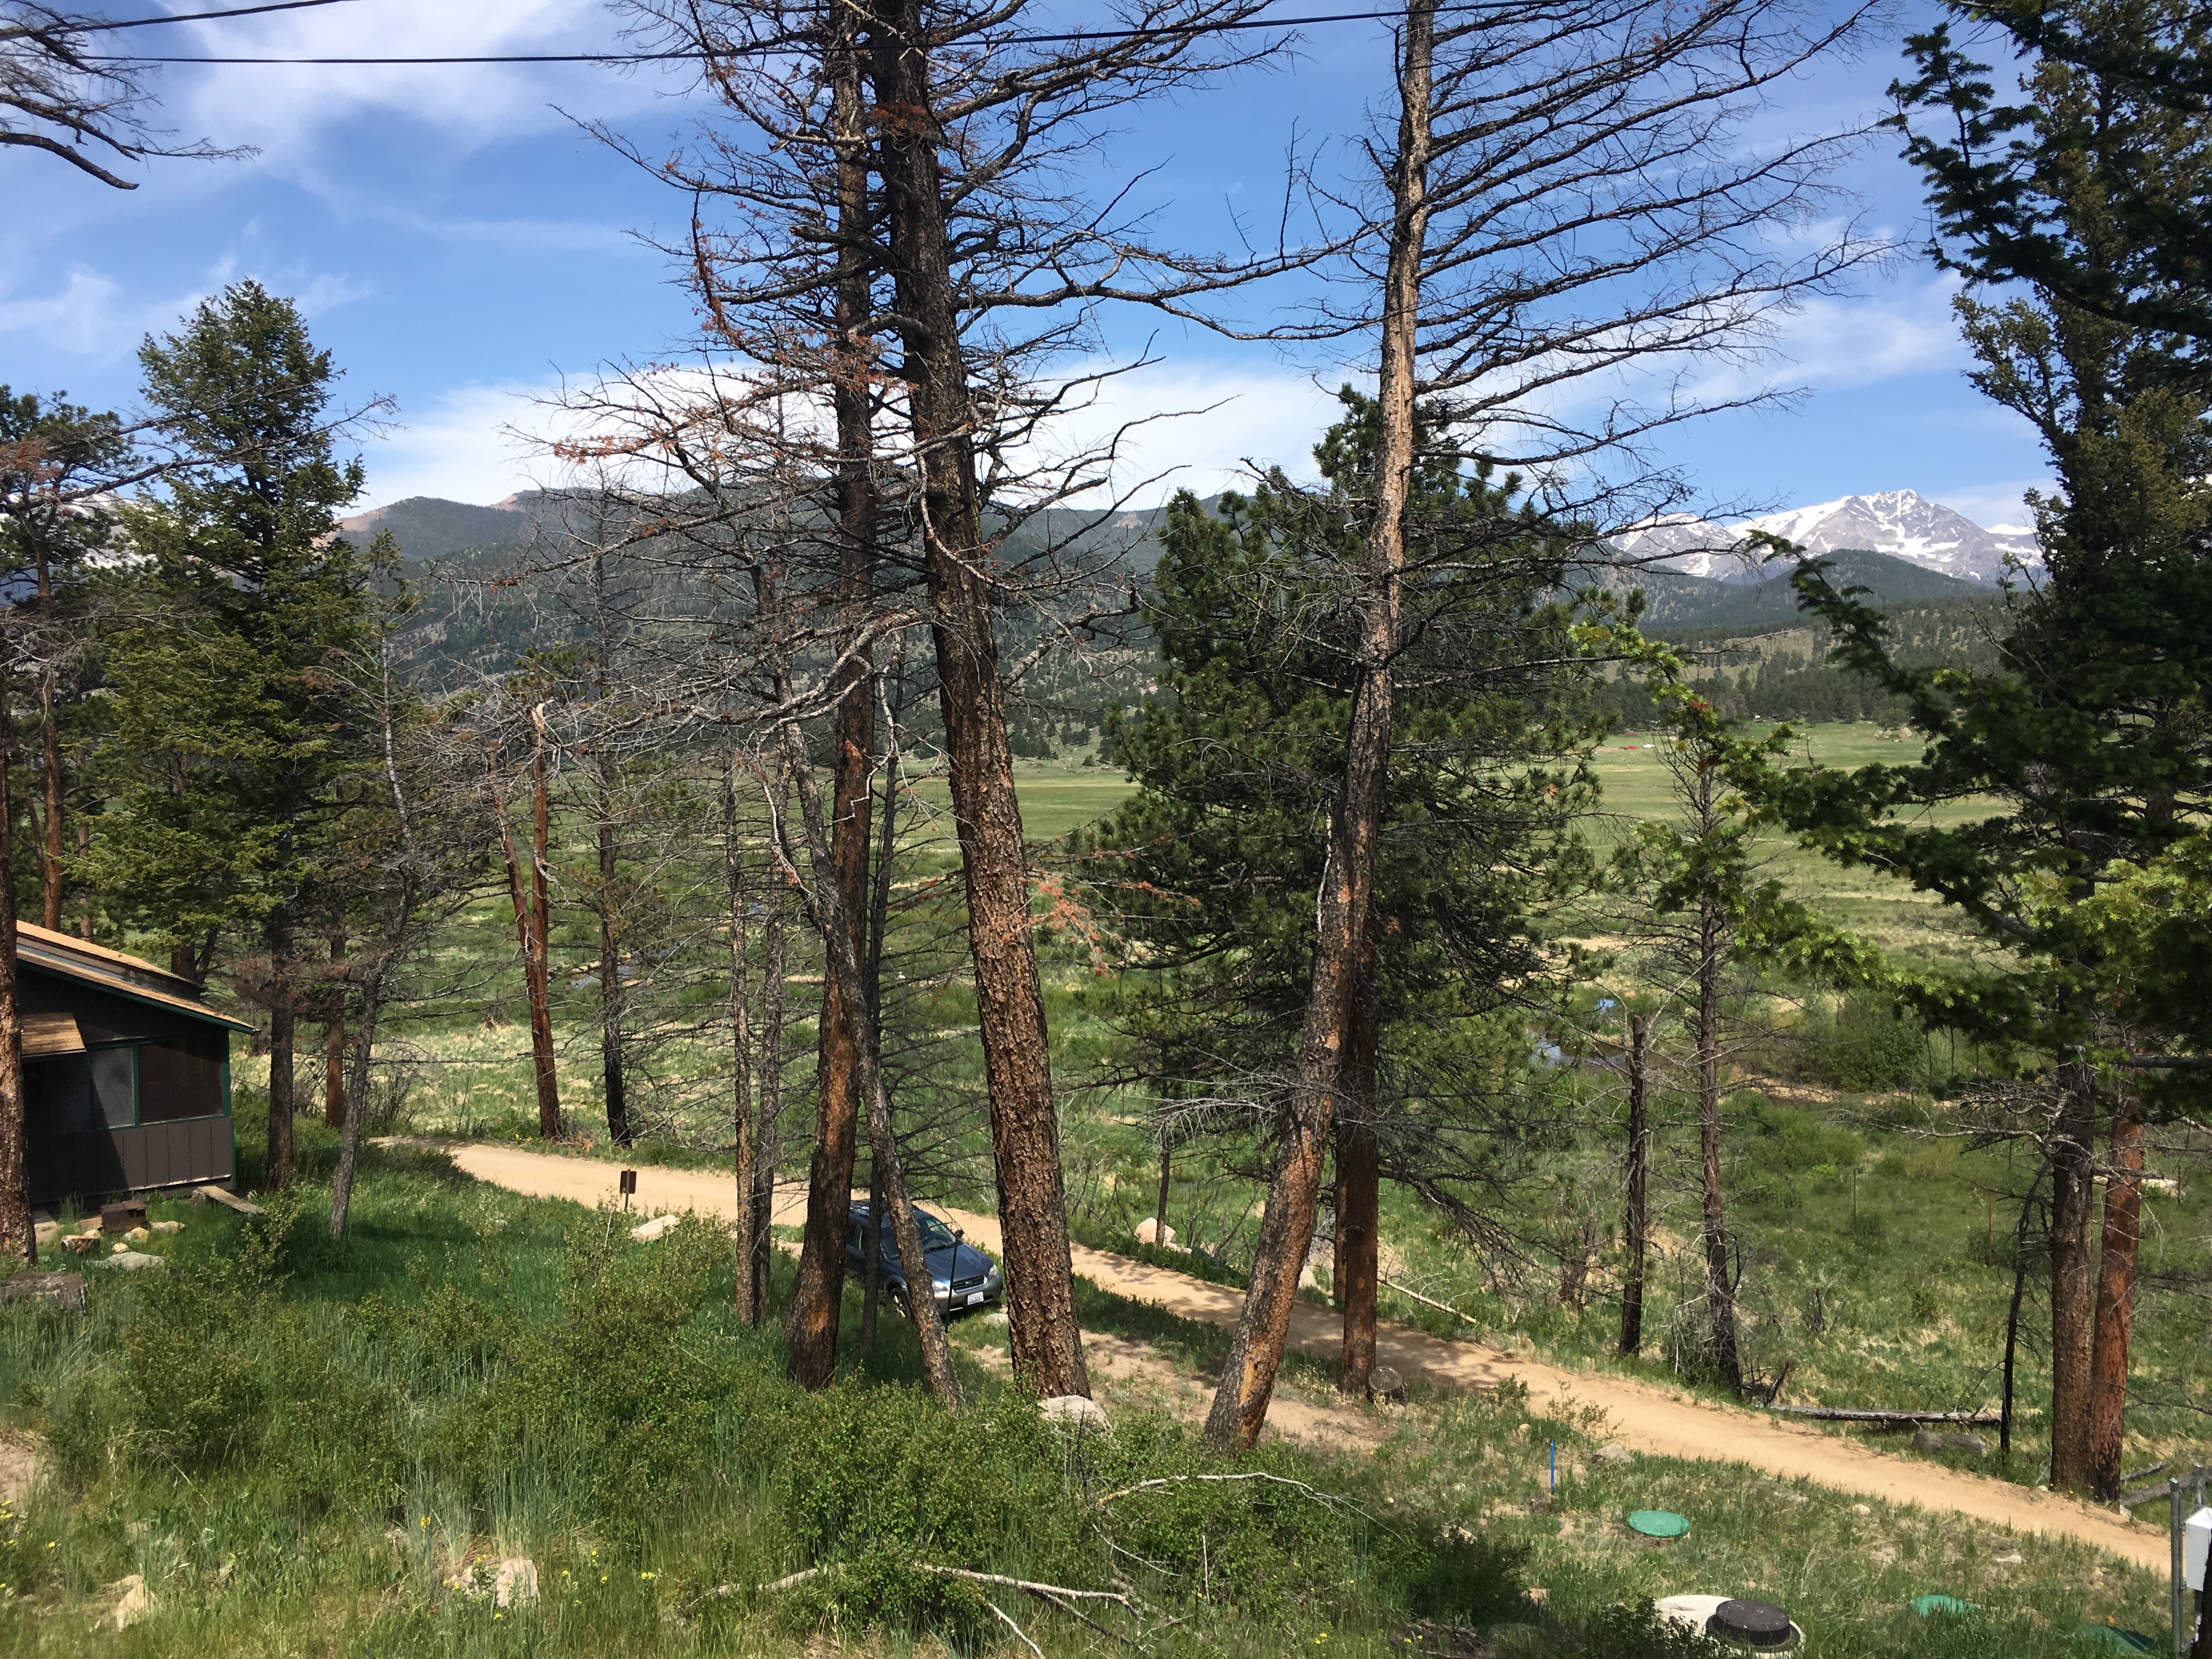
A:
[1912,1428,1990,1457]
[981,1310,1009,1328]
[112,1573,155,1629]
[125,1227,150,1244]
[150,1221,184,1235]
[0,1271,87,1313]
[32,1221,59,1249]
[104,1251,165,1271]
[492,1558,539,1607]
[1368,1365,1407,1403]
[630,1214,682,1243]
[1851,1503,1872,1516]
[1592,1443,1634,1465]
[1132,1217,1176,1248]
[1039,1395,1110,1435]
[1991,1550,2024,1567]
[110,1241,128,1254]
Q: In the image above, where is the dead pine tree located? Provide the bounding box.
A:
[619,0,1322,1403]
[1204,0,1877,1448]
[1618,1011,1651,1356]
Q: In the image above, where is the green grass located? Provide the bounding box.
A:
[0,1149,2176,1657]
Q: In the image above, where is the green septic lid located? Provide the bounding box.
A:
[1626,1510,1690,1538]
[2074,1626,2158,1653]
[1912,1595,1976,1617]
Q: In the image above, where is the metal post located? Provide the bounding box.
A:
[2175,1477,2189,1656]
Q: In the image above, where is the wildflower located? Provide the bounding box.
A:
[421,1516,431,1528]
[640,1571,656,1581]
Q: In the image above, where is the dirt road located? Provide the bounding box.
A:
[430,1141,2166,1570]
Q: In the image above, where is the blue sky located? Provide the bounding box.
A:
[3,0,2052,527]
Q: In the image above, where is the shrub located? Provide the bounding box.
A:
[1804,992,1930,1092]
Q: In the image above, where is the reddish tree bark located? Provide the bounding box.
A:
[33,538,61,933]
[2048,1056,2098,1491]
[1202,0,1429,1451]
[784,25,878,1390]
[1618,1012,1650,1356]
[1335,958,1381,1397]
[491,742,561,1139]
[1695,886,1742,1393]
[871,0,1088,1399]
[2087,1090,2145,1500]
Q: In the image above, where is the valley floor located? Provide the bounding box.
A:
[426,1139,2169,1572]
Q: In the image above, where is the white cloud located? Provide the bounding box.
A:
[174,0,679,157]
[0,259,368,362]
[1932,478,2056,532]
[357,380,566,505]
[1019,362,1348,507]
[1771,272,1971,388]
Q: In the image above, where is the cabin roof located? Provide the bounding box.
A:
[15,924,254,1034]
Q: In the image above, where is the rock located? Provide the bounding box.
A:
[32,1221,59,1249]
[1368,1365,1407,1403]
[1852,1503,1872,1516]
[1132,1217,1176,1248]
[150,1221,183,1235]
[112,1573,155,1629]
[1913,1428,1990,1456]
[492,1558,539,1607]
[1039,1395,1110,1435]
[110,1242,128,1254]
[125,1227,150,1244]
[981,1310,1009,1328]
[1911,1429,1943,1454]
[1525,1586,1548,1607]
[630,1214,683,1243]
[0,1271,87,1312]
[103,1251,165,1271]
[1592,1443,1634,1465]
[1991,1550,2024,1567]
[1510,1422,1532,1442]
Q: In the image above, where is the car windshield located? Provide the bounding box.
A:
[867,1209,960,1251]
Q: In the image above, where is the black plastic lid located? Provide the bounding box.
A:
[1707,1599,1795,1647]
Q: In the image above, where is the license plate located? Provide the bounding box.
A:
[966,1292,985,1306]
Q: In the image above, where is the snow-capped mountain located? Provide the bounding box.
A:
[1614,490,2041,584]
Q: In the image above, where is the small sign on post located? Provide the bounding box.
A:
[619,1169,637,1211]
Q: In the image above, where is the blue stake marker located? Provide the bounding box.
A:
[1550,1441,1556,1491]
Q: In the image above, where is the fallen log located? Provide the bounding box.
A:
[1758,1404,2001,1426]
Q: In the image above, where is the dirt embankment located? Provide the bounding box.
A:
[427,1141,2169,1571]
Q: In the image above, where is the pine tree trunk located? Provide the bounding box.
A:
[1696,890,1741,1393]
[35,540,62,935]
[1336,962,1381,1397]
[2048,1056,2097,1491]
[1203,0,1431,1451]
[861,695,901,1360]
[788,51,881,1379]
[327,962,383,1237]
[267,900,296,1189]
[527,706,559,1138]
[724,756,758,1322]
[756,760,788,1323]
[0,674,32,1262]
[777,716,961,1406]
[872,0,1086,1400]
[597,763,629,1148]
[1155,1138,1172,1243]
[492,747,560,1139]
[1619,1012,1650,1356]
[2087,1090,2145,1500]
[324,924,346,1128]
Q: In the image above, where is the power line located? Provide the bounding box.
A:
[91,1,1493,65]
[72,0,362,30]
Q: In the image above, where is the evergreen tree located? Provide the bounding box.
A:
[1089,391,1592,1394]
[85,280,384,1190]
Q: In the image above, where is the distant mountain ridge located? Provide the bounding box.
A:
[1614,490,2040,584]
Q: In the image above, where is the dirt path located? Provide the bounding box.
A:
[427,1141,2166,1570]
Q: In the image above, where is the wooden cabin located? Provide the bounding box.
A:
[16,924,251,1207]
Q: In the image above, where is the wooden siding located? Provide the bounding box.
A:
[29,1117,233,1208]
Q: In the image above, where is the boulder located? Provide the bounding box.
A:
[125,1227,150,1244]
[31,1221,59,1250]
[1592,1442,1634,1465]
[1039,1395,1110,1435]
[103,1251,166,1272]
[1911,1429,1989,1457]
[150,1221,184,1235]
[493,1558,539,1607]
[630,1214,683,1243]
[112,1573,155,1630]
[0,1272,87,1313]
[1368,1365,1407,1403]
[1132,1217,1176,1248]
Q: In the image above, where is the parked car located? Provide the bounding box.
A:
[844,1202,1003,1317]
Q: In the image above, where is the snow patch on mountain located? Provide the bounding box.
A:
[1614,490,2041,584]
